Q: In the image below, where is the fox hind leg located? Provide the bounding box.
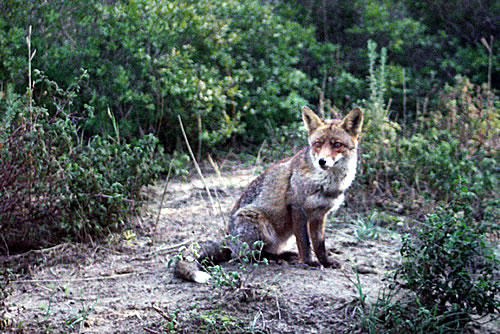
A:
[197,240,232,264]
[227,206,277,260]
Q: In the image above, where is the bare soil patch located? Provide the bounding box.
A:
[2,166,412,333]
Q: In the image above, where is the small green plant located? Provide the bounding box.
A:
[162,308,180,333]
[65,296,97,330]
[358,209,500,333]
[205,236,268,291]
[354,212,381,241]
[199,309,241,333]
[148,303,181,333]
[41,289,56,322]
[206,264,242,289]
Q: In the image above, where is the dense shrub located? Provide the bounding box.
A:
[0,74,163,253]
[399,210,499,320]
[1,0,317,153]
[356,52,498,218]
[360,209,499,333]
[281,0,499,122]
[350,43,499,331]
[2,0,496,154]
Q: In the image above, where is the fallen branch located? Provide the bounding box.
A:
[145,239,193,256]
[4,243,73,259]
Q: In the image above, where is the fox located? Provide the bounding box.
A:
[174,106,363,283]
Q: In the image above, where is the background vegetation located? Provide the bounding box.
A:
[0,0,498,331]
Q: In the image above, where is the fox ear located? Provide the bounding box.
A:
[302,106,323,134]
[341,108,363,137]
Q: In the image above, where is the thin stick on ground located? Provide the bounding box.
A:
[11,270,150,284]
[207,154,229,227]
[144,239,193,257]
[177,115,217,216]
[151,304,171,321]
[154,161,173,237]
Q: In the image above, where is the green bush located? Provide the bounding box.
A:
[359,209,499,333]
[399,210,499,319]
[280,0,499,120]
[1,0,317,153]
[60,133,163,238]
[0,73,163,252]
[356,70,498,218]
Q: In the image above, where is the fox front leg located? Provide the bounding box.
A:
[309,217,340,268]
[291,205,318,266]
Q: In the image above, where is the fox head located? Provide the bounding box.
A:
[302,106,363,171]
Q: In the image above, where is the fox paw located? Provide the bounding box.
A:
[303,260,321,268]
[279,251,299,262]
[321,258,341,269]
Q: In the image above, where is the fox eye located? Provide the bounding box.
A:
[313,140,322,148]
[332,141,343,149]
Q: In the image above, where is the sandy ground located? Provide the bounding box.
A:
[1,165,494,333]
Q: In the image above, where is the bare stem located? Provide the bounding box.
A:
[154,161,173,237]
[480,35,494,92]
[177,115,217,216]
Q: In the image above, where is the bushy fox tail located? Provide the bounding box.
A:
[173,240,232,284]
[174,260,212,283]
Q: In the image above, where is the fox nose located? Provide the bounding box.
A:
[318,157,335,169]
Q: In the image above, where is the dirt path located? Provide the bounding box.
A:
[3,167,403,333]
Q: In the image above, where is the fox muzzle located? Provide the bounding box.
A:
[318,157,334,170]
[318,154,343,170]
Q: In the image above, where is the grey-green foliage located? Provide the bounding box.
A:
[357,46,498,219]
[399,210,499,318]
[0,72,164,251]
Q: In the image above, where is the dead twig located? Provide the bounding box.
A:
[143,327,161,334]
[253,139,267,175]
[207,155,229,227]
[275,294,282,320]
[151,304,171,321]
[208,154,231,194]
[177,115,217,216]
[11,270,150,284]
[145,239,193,257]
[480,35,494,92]
[154,161,173,236]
